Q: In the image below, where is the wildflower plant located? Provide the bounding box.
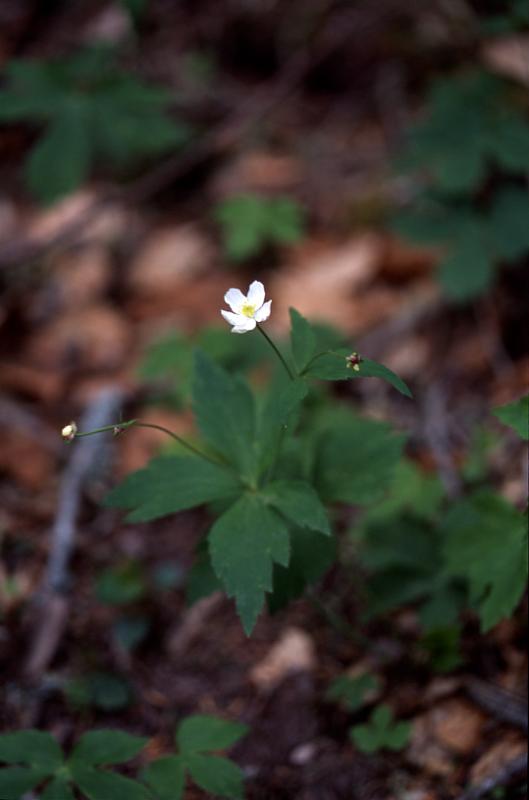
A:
[64,282,411,635]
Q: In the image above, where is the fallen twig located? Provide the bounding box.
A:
[24,386,124,681]
[456,753,527,800]
[466,677,528,731]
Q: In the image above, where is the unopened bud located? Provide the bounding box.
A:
[61,422,78,441]
[346,352,362,372]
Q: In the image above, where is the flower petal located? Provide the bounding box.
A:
[231,318,256,334]
[221,309,246,326]
[246,280,265,309]
[224,288,246,313]
[254,299,272,322]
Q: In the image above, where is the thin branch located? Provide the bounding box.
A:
[24,386,124,680]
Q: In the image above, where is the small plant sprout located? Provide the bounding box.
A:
[61,421,78,441]
[221,280,272,334]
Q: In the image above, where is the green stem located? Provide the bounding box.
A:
[256,323,295,381]
[73,419,223,467]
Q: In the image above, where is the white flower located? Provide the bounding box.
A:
[61,422,77,441]
[221,280,272,333]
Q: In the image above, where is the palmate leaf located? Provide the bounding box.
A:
[269,526,336,611]
[105,455,242,522]
[209,493,290,634]
[256,377,307,474]
[350,705,410,754]
[0,49,185,203]
[493,394,529,440]
[214,193,304,261]
[193,350,256,478]
[314,414,405,506]
[262,479,330,534]
[489,187,529,261]
[442,491,528,631]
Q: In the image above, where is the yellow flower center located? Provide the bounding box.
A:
[241,303,256,318]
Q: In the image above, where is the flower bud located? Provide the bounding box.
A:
[346,352,363,372]
[61,422,78,441]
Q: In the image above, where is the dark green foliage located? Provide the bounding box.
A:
[105,455,242,522]
[214,193,305,261]
[393,70,529,299]
[0,729,148,800]
[143,715,248,800]
[314,413,405,506]
[350,705,411,754]
[326,673,380,712]
[493,394,529,440]
[0,47,188,203]
[209,493,291,634]
[441,491,528,631]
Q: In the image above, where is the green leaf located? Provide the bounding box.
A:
[0,767,50,799]
[350,705,410,754]
[71,764,151,800]
[193,350,256,477]
[315,415,405,506]
[269,526,336,612]
[0,731,62,770]
[186,754,244,799]
[350,359,412,398]
[209,493,290,634]
[105,456,242,522]
[41,774,76,800]
[256,378,307,474]
[489,187,529,261]
[25,103,91,204]
[177,715,248,755]
[437,232,495,300]
[493,395,529,440]
[186,548,222,605]
[289,309,317,373]
[70,730,146,766]
[95,561,146,605]
[142,755,185,800]
[214,193,304,261]
[326,673,379,712]
[263,480,330,534]
[305,352,412,397]
[442,491,528,631]
[65,672,132,712]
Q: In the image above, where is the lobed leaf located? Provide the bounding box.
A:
[193,350,256,478]
[289,309,317,373]
[263,479,330,535]
[177,715,248,755]
[105,456,242,522]
[209,493,290,634]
